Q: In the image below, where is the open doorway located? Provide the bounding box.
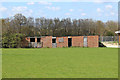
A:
[68,38,72,47]
[52,39,56,43]
[37,38,41,42]
[52,38,57,48]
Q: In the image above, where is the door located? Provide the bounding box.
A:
[84,37,87,47]
[68,38,72,47]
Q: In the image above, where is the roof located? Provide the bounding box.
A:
[115,31,120,34]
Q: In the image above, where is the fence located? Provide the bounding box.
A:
[99,36,119,42]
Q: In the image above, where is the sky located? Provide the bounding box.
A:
[0,1,118,22]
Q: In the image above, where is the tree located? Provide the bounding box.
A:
[96,20,105,36]
[105,21,118,36]
[13,14,27,33]
[1,13,119,48]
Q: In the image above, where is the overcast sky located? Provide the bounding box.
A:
[0,1,119,22]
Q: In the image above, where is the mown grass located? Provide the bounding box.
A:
[2,48,118,78]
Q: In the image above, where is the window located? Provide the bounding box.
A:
[37,38,41,42]
[30,38,35,42]
[59,38,64,42]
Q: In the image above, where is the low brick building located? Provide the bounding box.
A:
[26,36,99,48]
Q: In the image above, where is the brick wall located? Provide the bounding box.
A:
[26,35,99,48]
[119,34,120,45]
[26,37,30,42]
[35,37,37,42]
[21,38,29,48]
[56,37,68,48]
[72,36,84,47]
[41,36,52,48]
[87,36,99,47]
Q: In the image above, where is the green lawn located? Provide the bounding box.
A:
[2,48,118,78]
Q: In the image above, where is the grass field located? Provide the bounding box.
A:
[2,48,118,78]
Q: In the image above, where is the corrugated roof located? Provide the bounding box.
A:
[115,31,120,34]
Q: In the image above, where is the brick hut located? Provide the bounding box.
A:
[115,31,120,45]
[26,36,99,48]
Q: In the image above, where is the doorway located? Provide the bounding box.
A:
[52,39,56,43]
[68,38,72,47]
[37,38,41,42]
[52,38,57,48]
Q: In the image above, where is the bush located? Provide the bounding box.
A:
[2,32,28,48]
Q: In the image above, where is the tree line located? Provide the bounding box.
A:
[1,14,118,48]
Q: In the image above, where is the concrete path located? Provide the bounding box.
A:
[101,42,120,48]
[107,45,120,48]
